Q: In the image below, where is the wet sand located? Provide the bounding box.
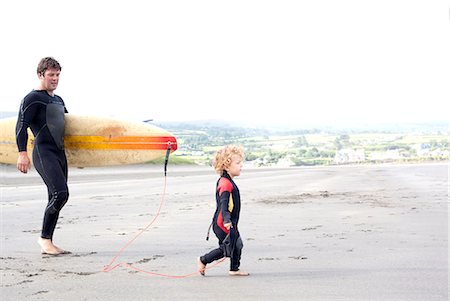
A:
[1,163,448,300]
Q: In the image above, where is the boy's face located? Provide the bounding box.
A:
[226,155,243,178]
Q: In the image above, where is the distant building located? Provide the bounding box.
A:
[413,143,429,157]
[276,157,296,167]
[369,149,401,161]
[334,149,365,164]
[412,144,449,159]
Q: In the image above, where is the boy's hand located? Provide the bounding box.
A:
[224,222,232,230]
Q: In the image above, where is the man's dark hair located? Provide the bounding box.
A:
[37,57,62,75]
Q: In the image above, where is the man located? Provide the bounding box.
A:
[16,57,70,255]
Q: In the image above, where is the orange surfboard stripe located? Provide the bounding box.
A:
[64,135,178,151]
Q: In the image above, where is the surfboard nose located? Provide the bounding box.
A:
[166,136,178,152]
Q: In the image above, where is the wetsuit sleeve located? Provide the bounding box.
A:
[15,96,39,152]
[60,97,68,113]
[218,178,233,225]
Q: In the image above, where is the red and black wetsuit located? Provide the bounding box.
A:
[200,171,244,271]
[15,90,69,240]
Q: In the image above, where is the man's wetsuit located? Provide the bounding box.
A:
[16,90,69,240]
[200,171,244,271]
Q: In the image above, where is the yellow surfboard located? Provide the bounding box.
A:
[0,114,177,167]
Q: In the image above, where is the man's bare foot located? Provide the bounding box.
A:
[229,270,250,276]
[54,245,71,254]
[38,237,61,255]
[197,257,206,276]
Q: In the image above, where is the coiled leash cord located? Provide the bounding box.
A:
[102,142,224,278]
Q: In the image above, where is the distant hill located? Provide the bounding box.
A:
[0,112,17,119]
[155,119,449,135]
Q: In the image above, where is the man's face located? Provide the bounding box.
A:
[39,68,60,92]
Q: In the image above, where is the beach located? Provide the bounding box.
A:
[1,162,448,300]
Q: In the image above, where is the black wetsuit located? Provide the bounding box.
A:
[200,171,244,271]
[16,90,69,240]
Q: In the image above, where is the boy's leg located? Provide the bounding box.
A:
[230,236,243,271]
[198,247,224,275]
[229,236,249,276]
[201,247,224,265]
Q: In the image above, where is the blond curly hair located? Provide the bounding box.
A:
[212,145,244,174]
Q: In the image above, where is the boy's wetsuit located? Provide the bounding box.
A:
[16,90,69,240]
[200,171,244,271]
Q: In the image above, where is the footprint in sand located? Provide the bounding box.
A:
[135,255,165,264]
[32,291,49,296]
[258,257,280,261]
[70,252,97,257]
[288,256,308,260]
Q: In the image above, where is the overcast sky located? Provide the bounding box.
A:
[1,0,448,126]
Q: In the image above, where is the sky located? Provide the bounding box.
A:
[0,0,449,127]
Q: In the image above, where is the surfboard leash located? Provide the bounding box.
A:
[164,141,171,176]
[102,141,224,278]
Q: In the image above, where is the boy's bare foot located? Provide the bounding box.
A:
[229,270,250,276]
[197,257,206,276]
[38,237,61,255]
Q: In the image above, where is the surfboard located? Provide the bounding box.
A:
[0,114,177,167]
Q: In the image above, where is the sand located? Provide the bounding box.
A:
[1,163,448,300]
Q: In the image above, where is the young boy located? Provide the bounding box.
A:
[197,145,250,276]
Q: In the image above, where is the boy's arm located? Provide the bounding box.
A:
[219,191,232,228]
[218,178,233,229]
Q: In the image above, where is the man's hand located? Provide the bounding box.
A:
[17,151,31,173]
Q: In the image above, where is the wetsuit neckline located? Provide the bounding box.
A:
[34,89,55,97]
[222,171,232,181]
